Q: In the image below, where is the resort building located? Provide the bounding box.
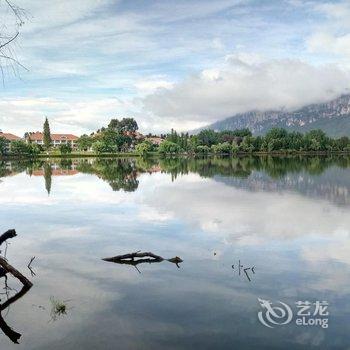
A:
[26,132,78,148]
[0,131,22,152]
[0,131,21,142]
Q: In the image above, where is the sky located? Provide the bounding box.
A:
[1,0,350,136]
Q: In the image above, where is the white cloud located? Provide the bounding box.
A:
[0,97,132,135]
[306,1,350,62]
[2,0,350,134]
[141,56,350,129]
[307,32,350,59]
[134,77,174,95]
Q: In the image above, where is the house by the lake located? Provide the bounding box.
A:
[0,131,21,142]
[26,132,79,148]
[0,131,22,151]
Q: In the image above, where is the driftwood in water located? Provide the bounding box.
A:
[0,257,33,288]
[103,251,183,271]
[103,251,164,263]
[0,229,17,246]
[0,229,34,344]
[0,313,21,344]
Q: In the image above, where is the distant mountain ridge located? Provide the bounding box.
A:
[198,94,350,137]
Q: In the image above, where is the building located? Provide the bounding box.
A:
[26,132,78,148]
[0,131,21,142]
[145,136,164,146]
[0,131,22,152]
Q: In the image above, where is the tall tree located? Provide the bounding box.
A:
[43,117,52,149]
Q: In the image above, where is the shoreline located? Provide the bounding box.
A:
[1,150,350,161]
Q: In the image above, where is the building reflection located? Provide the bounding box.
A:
[1,156,350,204]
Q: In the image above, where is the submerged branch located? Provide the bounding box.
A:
[102,251,183,270]
[0,229,17,246]
[0,257,32,288]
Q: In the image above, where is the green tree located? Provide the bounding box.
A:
[158,140,182,154]
[239,136,255,153]
[120,118,138,132]
[93,129,131,153]
[135,141,153,156]
[108,118,138,132]
[59,144,72,154]
[231,128,252,138]
[0,137,9,155]
[77,135,93,151]
[92,140,116,154]
[211,142,232,154]
[195,145,211,154]
[197,129,218,147]
[43,117,52,149]
[10,140,30,155]
[304,129,330,151]
[27,143,42,155]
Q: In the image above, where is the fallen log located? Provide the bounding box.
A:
[0,257,33,288]
[0,313,21,344]
[102,251,183,269]
[102,251,164,262]
[0,229,34,344]
[0,229,17,246]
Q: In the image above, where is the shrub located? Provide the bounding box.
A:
[158,140,182,154]
[59,144,72,154]
[135,141,153,156]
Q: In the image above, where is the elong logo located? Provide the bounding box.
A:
[257,298,329,329]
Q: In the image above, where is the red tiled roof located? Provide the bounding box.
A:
[146,137,164,145]
[27,132,78,141]
[32,169,79,176]
[0,132,21,141]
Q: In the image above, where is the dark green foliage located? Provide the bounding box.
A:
[108,118,138,132]
[44,163,52,195]
[135,140,153,156]
[43,117,52,149]
[0,137,9,155]
[76,158,139,192]
[59,144,72,154]
[196,129,218,147]
[161,126,350,155]
[77,135,93,151]
[9,140,41,156]
[158,140,182,154]
[92,129,132,153]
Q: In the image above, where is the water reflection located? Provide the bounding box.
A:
[1,155,350,204]
[0,156,349,349]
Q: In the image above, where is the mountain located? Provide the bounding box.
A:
[199,94,350,137]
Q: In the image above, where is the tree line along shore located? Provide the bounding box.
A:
[1,117,350,158]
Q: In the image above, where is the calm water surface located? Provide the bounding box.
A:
[0,156,349,349]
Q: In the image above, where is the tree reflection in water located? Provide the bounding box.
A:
[1,155,350,204]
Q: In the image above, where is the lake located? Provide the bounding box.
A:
[0,156,349,349]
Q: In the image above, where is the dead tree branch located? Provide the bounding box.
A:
[102,251,183,270]
[0,0,27,80]
[0,229,17,246]
[0,257,32,288]
[0,228,33,344]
